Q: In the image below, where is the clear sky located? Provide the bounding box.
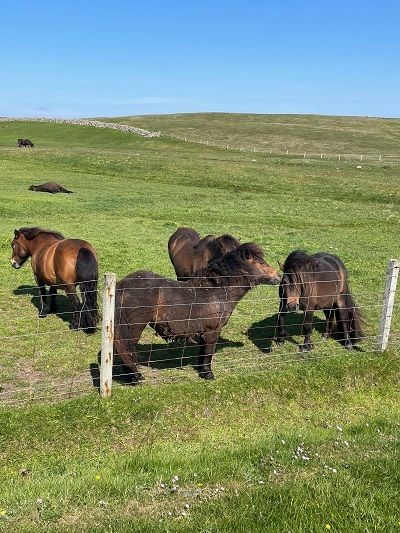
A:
[1,1,399,118]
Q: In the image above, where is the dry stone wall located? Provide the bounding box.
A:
[0,117,161,138]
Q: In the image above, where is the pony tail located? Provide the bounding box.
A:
[342,284,364,343]
[76,248,99,333]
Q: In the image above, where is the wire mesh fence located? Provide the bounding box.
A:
[0,260,398,406]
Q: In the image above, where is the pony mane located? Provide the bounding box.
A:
[17,227,65,241]
[282,250,322,290]
[197,242,265,286]
[206,234,241,261]
[283,250,319,272]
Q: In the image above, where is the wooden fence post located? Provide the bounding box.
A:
[100,272,116,397]
[377,259,400,351]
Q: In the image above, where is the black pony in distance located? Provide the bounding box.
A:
[18,138,34,147]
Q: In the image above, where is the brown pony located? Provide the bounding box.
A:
[168,226,241,280]
[114,243,281,382]
[275,251,363,351]
[11,227,99,332]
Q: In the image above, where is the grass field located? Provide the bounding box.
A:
[0,116,399,532]
[100,112,400,158]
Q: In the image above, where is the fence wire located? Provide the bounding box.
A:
[168,134,400,164]
[0,266,398,407]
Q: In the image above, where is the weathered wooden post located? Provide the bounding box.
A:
[377,259,400,351]
[100,272,116,397]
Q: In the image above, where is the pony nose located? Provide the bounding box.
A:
[270,275,281,285]
[287,301,299,312]
[11,259,21,269]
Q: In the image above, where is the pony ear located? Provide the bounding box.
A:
[14,229,20,238]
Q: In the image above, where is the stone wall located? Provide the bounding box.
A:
[0,117,161,138]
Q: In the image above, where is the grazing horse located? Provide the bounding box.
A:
[11,227,99,332]
[168,226,241,280]
[18,138,34,147]
[274,251,363,351]
[29,182,73,194]
[114,243,281,382]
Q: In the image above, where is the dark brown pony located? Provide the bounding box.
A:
[115,243,280,381]
[18,138,34,147]
[275,251,363,351]
[29,182,73,194]
[11,227,99,332]
[168,226,241,280]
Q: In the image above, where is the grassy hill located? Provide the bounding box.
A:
[0,119,399,531]
[99,112,400,158]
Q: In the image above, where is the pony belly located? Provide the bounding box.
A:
[151,320,203,342]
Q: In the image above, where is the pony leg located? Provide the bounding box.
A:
[335,305,353,349]
[299,311,314,352]
[114,323,144,383]
[49,286,57,313]
[323,309,335,339]
[65,285,83,330]
[38,284,49,318]
[274,300,288,345]
[197,331,218,380]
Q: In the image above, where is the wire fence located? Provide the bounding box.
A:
[0,260,398,406]
[169,134,400,164]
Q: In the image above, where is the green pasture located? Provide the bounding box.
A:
[100,112,400,157]
[0,117,399,531]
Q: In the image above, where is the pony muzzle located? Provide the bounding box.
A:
[11,260,22,269]
[287,301,300,312]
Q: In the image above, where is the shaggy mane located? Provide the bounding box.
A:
[17,227,65,241]
[194,242,265,286]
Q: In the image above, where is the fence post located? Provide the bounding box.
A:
[377,259,400,351]
[100,272,116,397]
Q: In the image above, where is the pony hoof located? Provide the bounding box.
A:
[299,344,313,352]
[275,338,285,346]
[345,343,353,350]
[199,371,214,380]
[83,327,97,335]
[130,372,143,383]
[322,334,330,340]
[38,313,47,318]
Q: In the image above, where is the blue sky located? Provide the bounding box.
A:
[1,1,399,118]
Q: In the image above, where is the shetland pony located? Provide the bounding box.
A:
[168,226,240,280]
[18,138,34,147]
[115,243,280,381]
[11,227,99,332]
[275,251,363,351]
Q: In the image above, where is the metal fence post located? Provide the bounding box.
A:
[377,259,400,351]
[100,272,116,397]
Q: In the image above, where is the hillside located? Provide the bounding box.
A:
[99,112,400,158]
[0,119,399,532]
